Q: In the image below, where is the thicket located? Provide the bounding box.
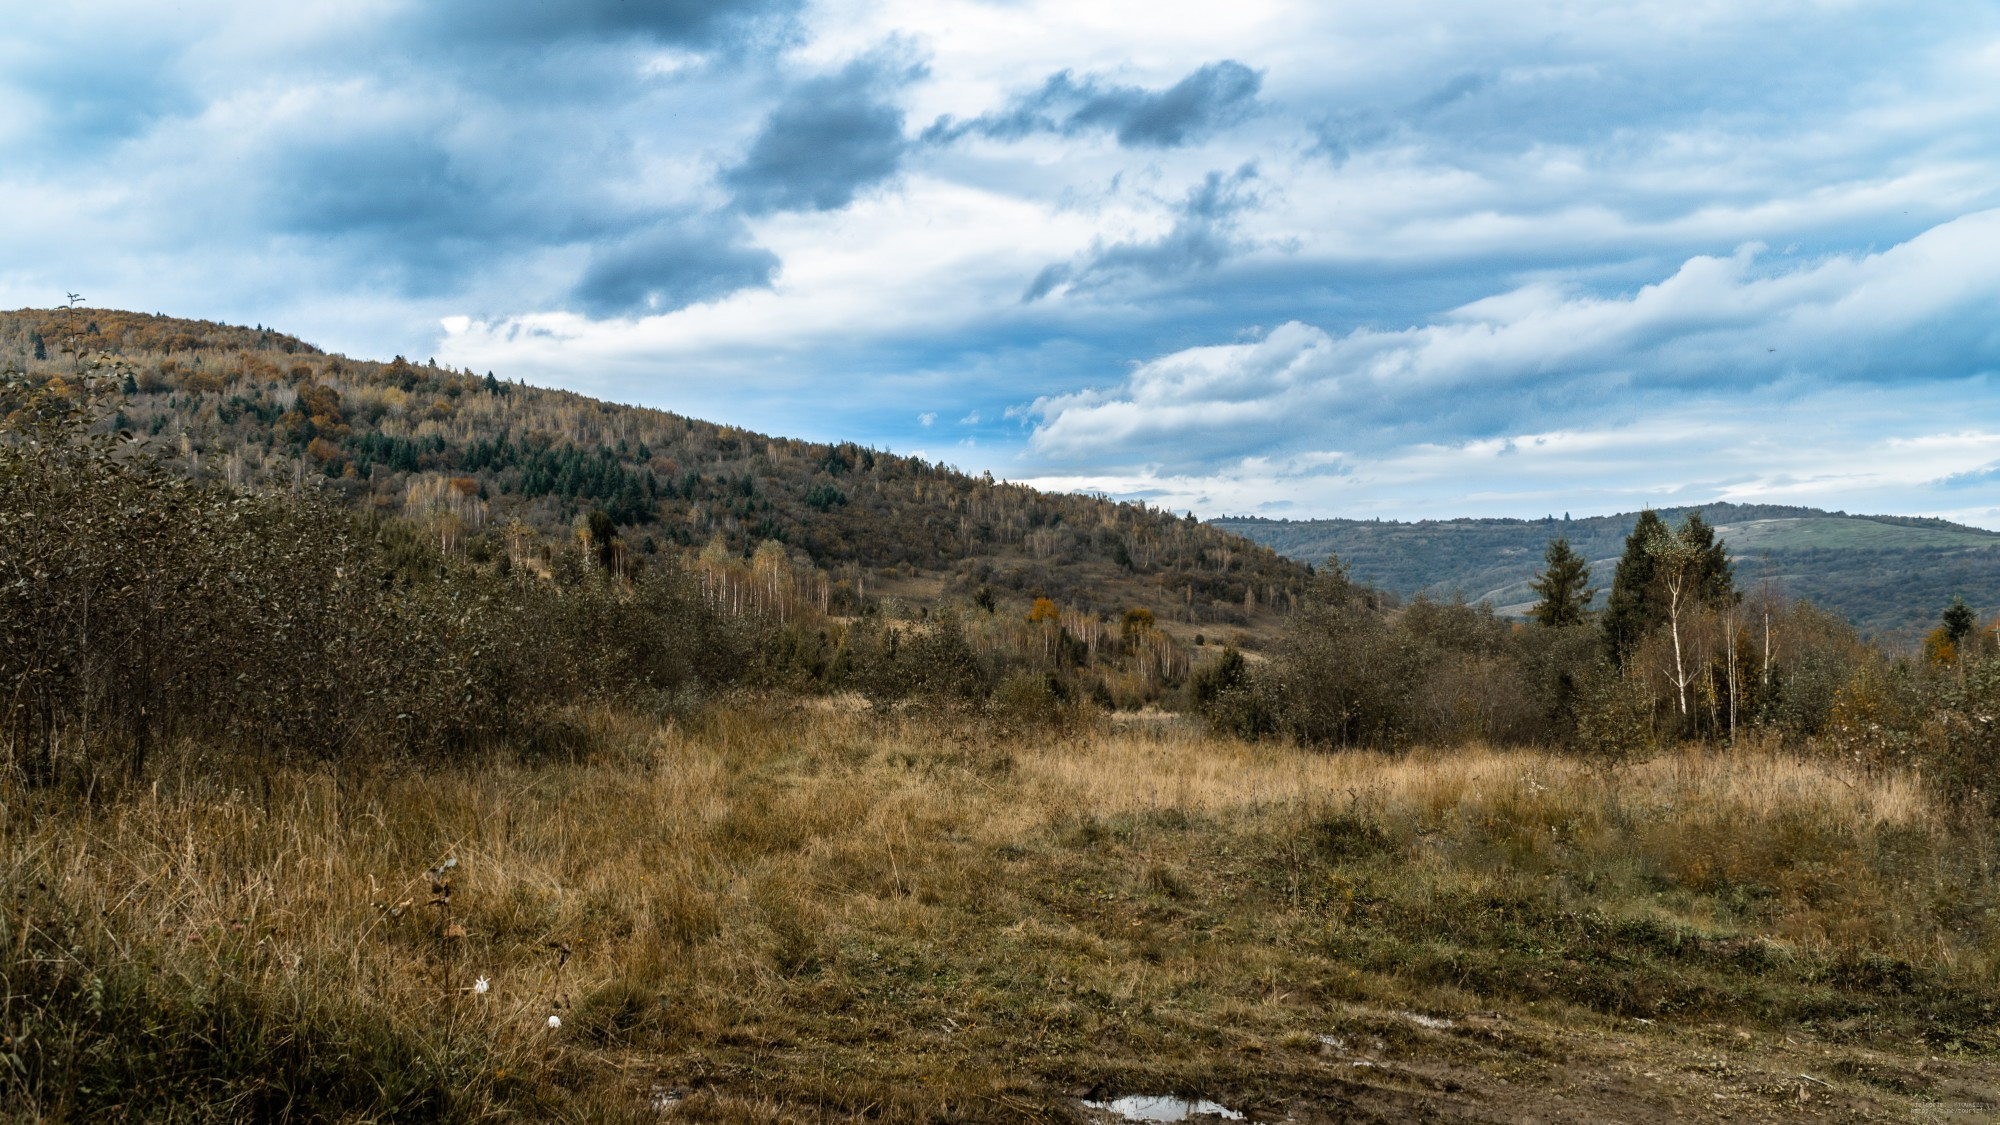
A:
[0,366,742,786]
[1199,559,1599,749]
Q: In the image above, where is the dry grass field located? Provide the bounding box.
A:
[6,701,1998,1122]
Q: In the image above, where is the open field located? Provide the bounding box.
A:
[1712,518,2000,552]
[6,703,1999,1122]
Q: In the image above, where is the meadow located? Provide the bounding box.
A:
[7,700,1997,1122]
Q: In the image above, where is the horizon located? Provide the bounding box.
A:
[6,2,2000,529]
[1211,501,2000,528]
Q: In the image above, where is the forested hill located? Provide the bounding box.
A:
[0,308,1308,626]
[1216,507,2000,640]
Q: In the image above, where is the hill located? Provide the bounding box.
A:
[1,307,1308,631]
[1215,505,2000,640]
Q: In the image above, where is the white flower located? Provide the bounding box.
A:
[472,976,490,995]
[546,1015,561,1030]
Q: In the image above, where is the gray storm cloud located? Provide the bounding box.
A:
[924,60,1262,149]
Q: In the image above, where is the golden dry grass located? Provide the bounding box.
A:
[5,704,1997,1122]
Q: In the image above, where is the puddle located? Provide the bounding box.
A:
[1082,1094,1245,1122]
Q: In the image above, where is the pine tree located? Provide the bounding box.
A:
[582,508,618,571]
[1529,537,1594,627]
[1601,510,1666,665]
[1943,596,1976,648]
[1678,510,1738,606]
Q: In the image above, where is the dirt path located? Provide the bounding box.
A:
[1159,1004,2000,1124]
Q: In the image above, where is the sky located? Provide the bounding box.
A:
[6,0,2000,526]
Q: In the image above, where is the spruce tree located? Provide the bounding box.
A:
[1943,596,1976,648]
[1601,510,1665,665]
[1678,510,1738,606]
[1529,537,1594,627]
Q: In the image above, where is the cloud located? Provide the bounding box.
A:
[924,60,1261,149]
[1938,461,2000,490]
[1015,399,2000,526]
[0,1,826,325]
[1027,210,2000,466]
[723,58,916,215]
[1,33,198,159]
[207,84,640,295]
[1024,165,1259,301]
[264,118,486,243]
[571,213,779,316]
[413,0,802,49]
[918,411,936,426]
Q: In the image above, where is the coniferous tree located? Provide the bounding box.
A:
[1602,510,1666,665]
[582,508,618,571]
[1529,537,1594,627]
[1678,510,1738,607]
[1943,596,1976,650]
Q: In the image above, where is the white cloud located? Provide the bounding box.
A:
[1015,392,2000,529]
[1026,210,2000,465]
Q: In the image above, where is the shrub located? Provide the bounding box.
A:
[991,667,1076,732]
[1570,664,1657,761]
[1264,572,1420,748]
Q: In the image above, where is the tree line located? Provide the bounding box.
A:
[1191,510,2000,815]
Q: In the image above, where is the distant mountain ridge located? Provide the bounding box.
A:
[1214,505,2000,641]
